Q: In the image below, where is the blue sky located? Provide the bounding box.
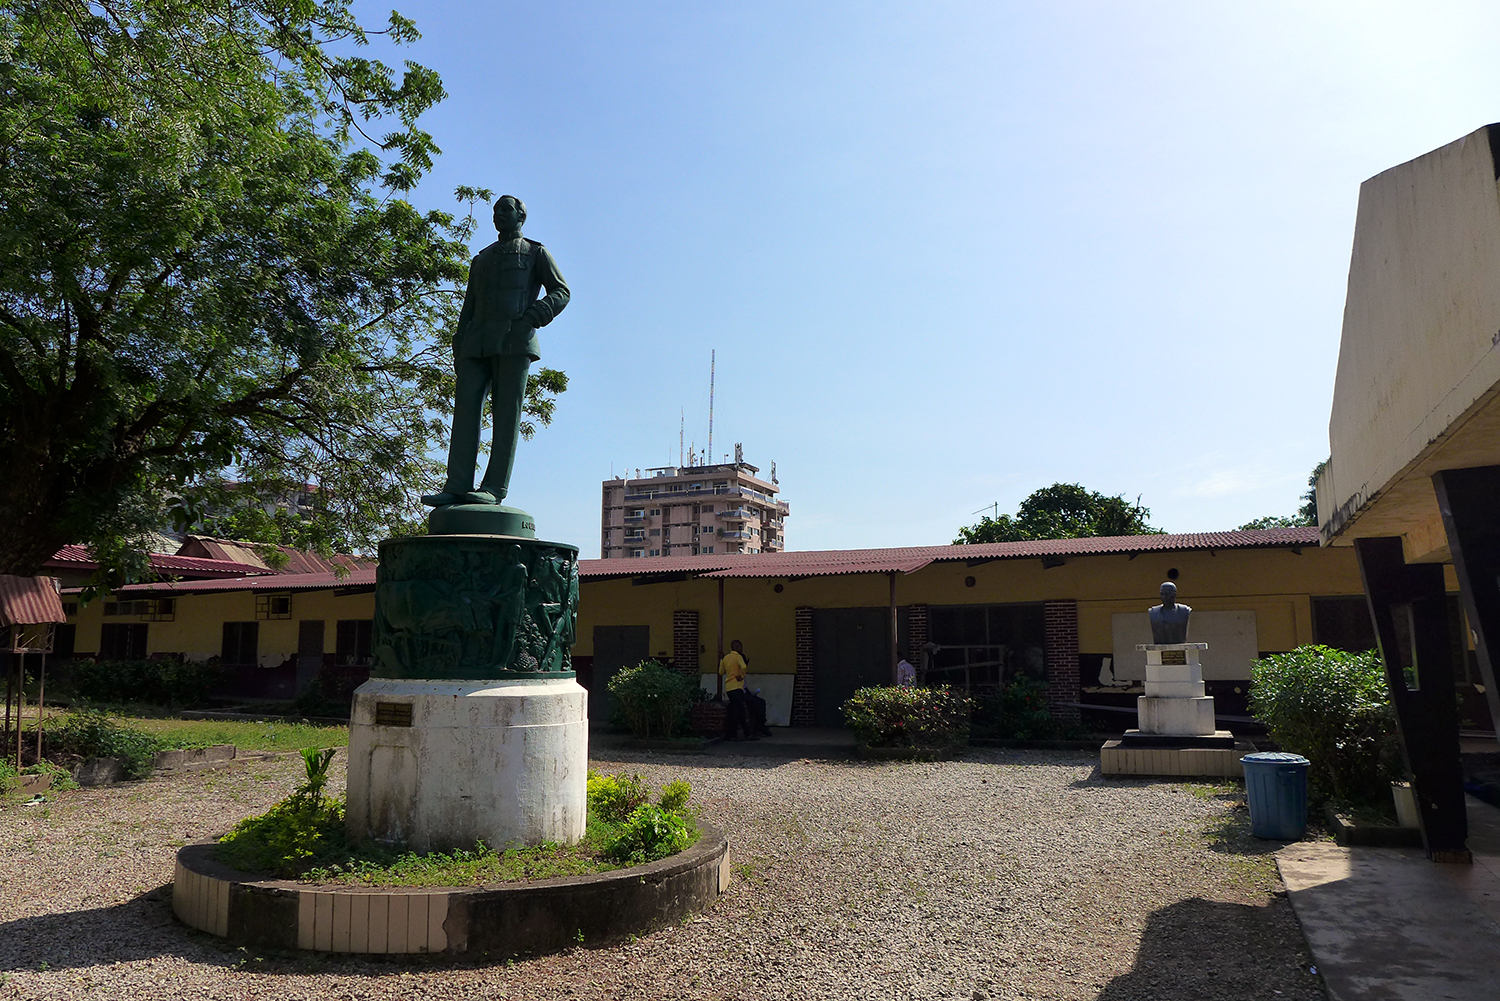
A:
[360,1,1500,557]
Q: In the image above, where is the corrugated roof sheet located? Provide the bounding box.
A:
[579,527,1321,579]
[178,536,375,575]
[94,567,377,596]
[78,527,1320,594]
[0,575,67,625]
[46,545,269,578]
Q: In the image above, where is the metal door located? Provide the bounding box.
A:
[590,625,650,726]
[296,620,325,694]
[812,607,890,726]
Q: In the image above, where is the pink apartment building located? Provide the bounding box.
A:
[600,455,788,559]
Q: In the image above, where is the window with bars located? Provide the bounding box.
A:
[336,620,374,667]
[100,623,148,659]
[927,604,1047,689]
[256,594,292,620]
[222,621,259,666]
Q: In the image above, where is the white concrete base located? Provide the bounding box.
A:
[1138,695,1217,736]
[1144,679,1207,698]
[345,678,588,854]
[1100,740,1250,777]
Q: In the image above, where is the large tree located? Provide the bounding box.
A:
[0,1,565,583]
[954,483,1162,544]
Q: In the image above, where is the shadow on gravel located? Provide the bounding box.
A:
[1095,896,1324,1000]
[0,886,229,973]
[0,886,546,976]
[588,749,795,770]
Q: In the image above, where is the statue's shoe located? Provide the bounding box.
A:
[462,489,498,505]
[420,491,458,507]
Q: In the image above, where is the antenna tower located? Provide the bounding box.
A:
[679,410,684,467]
[707,349,715,466]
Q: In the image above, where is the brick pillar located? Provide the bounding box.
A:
[907,603,928,662]
[1044,600,1080,722]
[672,609,699,680]
[791,606,815,726]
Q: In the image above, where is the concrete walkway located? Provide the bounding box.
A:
[1277,794,1500,1000]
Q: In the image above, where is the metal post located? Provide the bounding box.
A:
[35,652,45,764]
[2,653,11,762]
[889,572,898,685]
[716,579,725,700]
[14,652,23,768]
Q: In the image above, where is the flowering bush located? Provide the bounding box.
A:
[841,685,972,748]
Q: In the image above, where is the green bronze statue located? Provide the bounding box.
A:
[422,195,570,507]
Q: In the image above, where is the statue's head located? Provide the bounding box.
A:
[494,195,526,234]
[1159,581,1177,604]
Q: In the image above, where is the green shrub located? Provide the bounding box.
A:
[293,747,337,807]
[602,803,698,865]
[66,658,222,707]
[606,659,697,738]
[20,760,79,791]
[1249,645,1399,805]
[971,678,1063,739]
[587,770,650,823]
[842,685,972,748]
[47,709,164,778]
[218,796,348,878]
[0,757,14,790]
[658,779,691,815]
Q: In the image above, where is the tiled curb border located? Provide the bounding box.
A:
[174,823,730,956]
[1099,740,1256,778]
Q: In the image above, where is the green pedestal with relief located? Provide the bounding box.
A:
[371,506,578,681]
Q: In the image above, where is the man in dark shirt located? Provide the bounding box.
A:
[423,195,570,507]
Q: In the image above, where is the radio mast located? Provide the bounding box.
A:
[707,349,715,466]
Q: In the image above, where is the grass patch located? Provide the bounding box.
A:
[128,717,349,752]
[216,765,700,886]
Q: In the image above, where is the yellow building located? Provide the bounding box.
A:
[65,527,1383,727]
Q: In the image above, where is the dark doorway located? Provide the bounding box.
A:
[296,620,324,694]
[590,625,650,727]
[812,607,890,726]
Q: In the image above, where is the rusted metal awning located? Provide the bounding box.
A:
[0,575,65,627]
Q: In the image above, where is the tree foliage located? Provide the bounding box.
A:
[954,483,1162,544]
[0,1,566,580]
[1236,459,1328,532]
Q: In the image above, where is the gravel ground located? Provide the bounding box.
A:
[0,748,1326,1000]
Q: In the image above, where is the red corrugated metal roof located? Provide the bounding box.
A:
[0,575,67,625]
[579,527,1321,579]
[46,545,269,578]
[178,536,375,575]
[74,527,1320,594]
[93,567,377,595]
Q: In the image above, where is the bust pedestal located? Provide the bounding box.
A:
[345,510,587,853]
[1122,642,1234,748]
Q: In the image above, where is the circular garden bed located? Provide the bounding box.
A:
[173,822,728,956]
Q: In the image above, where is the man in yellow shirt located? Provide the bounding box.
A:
[718,639,753,741]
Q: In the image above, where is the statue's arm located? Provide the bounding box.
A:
[523,247,571,327]
[454,259,479,341]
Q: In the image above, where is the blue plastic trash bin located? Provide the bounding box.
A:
[1241,752,1310,840]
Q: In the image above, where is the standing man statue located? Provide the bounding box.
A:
[1149,581,1192,644]
[422,195,570,508]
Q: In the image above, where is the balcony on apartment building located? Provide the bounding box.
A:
[716,507,755,521]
